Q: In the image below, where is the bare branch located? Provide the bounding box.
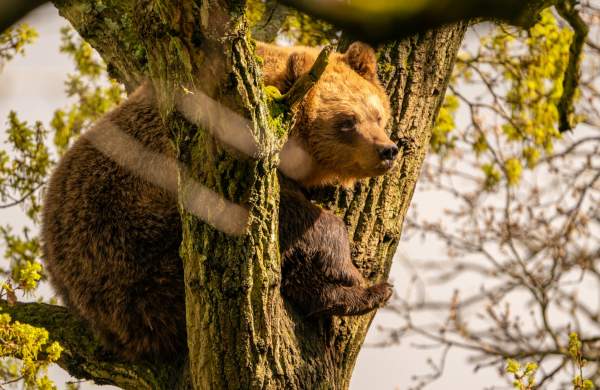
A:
[0,182,45,209]
[282,44,332,107]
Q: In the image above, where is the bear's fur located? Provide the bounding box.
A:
[258,42,396,187]
[41,41,397,361]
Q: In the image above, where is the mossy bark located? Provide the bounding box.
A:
[0,300,180,390]
[28,1,469,389]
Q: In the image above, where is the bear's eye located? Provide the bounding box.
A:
[376,115,383,126]
[337,117,357,132]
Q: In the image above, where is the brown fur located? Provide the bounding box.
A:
[41,41,395,361]
[279,180,393,318]
[257,42,395,187]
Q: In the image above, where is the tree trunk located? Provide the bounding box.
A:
[175,21,467,390]
[301,27,468,387]
[22,1,467,388]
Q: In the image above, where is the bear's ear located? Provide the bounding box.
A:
[343,42,377,82]
[283,51,314,92]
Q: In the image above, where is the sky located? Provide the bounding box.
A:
[0,4,509,389]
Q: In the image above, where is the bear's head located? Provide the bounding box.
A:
[263,42,397,188]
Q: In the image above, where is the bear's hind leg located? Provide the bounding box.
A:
[97,285,187,361]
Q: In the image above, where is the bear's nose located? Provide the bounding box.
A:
[378,144,398,161]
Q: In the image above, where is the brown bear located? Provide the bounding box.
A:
[41,41,397,361]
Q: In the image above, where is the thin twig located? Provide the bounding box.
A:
[282,44,332,108]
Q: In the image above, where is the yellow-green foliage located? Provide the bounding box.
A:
[473,134,488,155]
[504,157,522,186]
[499,9,572,152]
[0,25,123,284]
[434,8,574,190]
[246,0,266,28]
[1,111,49,290]
[0,312,63,389]
[569,333,595,390]
[506,359,538,390]
[11,261,42,293]
[482,163,501,190]
[51,27,124,155]
[0,24,38,67]
[279,12,336,46]
[1,112,51,221]
[430,94,459,154]
[522,146,540,168]
[484,9,573,187]
[505,333,595,390]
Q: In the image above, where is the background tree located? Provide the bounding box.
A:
[0,0,587,389]
[374,2,600,388]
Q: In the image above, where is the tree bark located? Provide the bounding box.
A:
[0,300,178,390]
[8,0,488,388]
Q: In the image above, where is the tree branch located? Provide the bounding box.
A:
[252,0,292,43]
[282,44,332,107]
[336,31,352,53]
[0,0,48,34]
[0,300,183,390]
[277,0,557,43]
[556,0,589,132]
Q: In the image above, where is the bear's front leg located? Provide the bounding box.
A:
[279,188,365,286]
[307,282,394,317]
[280,252,393,317]
[279,187,393,316]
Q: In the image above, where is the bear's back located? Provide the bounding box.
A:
[41,85,187,359]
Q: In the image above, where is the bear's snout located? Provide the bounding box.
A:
[377,144,398,162]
